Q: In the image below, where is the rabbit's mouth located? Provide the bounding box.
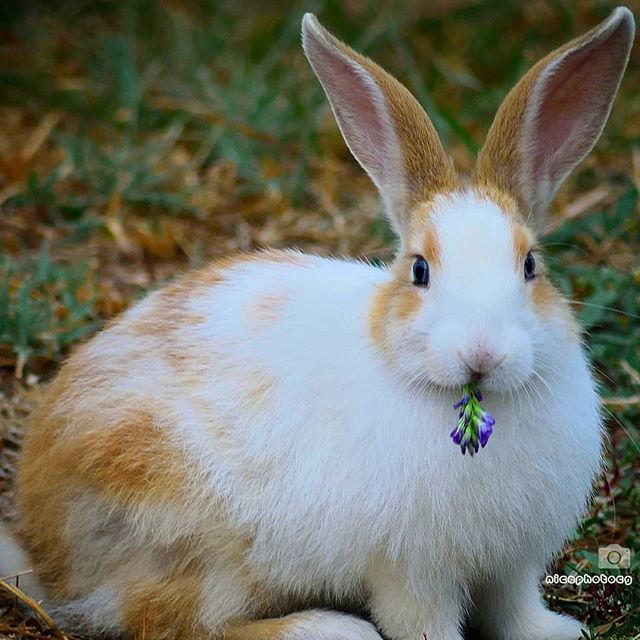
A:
[415,364,533,396]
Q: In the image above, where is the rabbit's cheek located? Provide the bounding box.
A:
[393,288,422,325]
[531,278,556,316]
[531,278,578,334]
[368,282,423,354]
[529,278,581,343]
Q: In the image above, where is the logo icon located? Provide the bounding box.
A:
[598,544,631,570]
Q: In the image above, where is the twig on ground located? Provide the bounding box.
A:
[0,579,65,640]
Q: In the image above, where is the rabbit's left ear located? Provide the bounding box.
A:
[302,14,458,241]
[474,7,634,224]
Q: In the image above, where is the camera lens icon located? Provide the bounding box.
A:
[598,544,631,570]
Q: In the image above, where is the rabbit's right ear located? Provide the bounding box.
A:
[474,7,634,226]
[302,14,457,242]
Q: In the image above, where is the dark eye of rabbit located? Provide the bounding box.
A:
[524,251,536,280]
[412,256,430,287]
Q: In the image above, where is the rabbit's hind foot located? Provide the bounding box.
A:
[224,610,383,640]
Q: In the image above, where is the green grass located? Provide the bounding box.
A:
[0,246,99,377]
[0,0,638,637]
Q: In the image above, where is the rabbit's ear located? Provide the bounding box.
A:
[302,14,457,240]
[474,7,634,225]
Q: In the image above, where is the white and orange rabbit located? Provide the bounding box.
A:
[0,8,634,640]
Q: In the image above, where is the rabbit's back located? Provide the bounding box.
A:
[14,249,394,632]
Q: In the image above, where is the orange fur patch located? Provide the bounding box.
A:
[532,277,556,316]
[74,413,187,503]
[368,276,423,352]
[17,401,72,598]
[531,275,580,341]
[474,185,521,220]
[250,294,289,326]
[404,199,443,266]
[124,573,204,640]
[532,277,581,341]
[368,282,394,349]
[512,223,534,268]
[394,288,422,324]
[421,219,442,268]
[16,353,117,598]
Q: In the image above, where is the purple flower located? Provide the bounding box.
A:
[450,384,495,456]
[479,420,493,448]
[453,394,470,410]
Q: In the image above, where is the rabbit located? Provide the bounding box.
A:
[0,7,634,640]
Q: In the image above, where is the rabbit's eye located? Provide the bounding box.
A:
[524,251,536,281]
[412,256,430,287]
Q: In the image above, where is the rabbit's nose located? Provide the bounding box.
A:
[458,347,506,378]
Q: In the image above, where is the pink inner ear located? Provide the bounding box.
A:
[529,26,631,187]
[303,32,396,191]
[322,53,390,172]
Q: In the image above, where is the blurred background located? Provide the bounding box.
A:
[0,0,639,637]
